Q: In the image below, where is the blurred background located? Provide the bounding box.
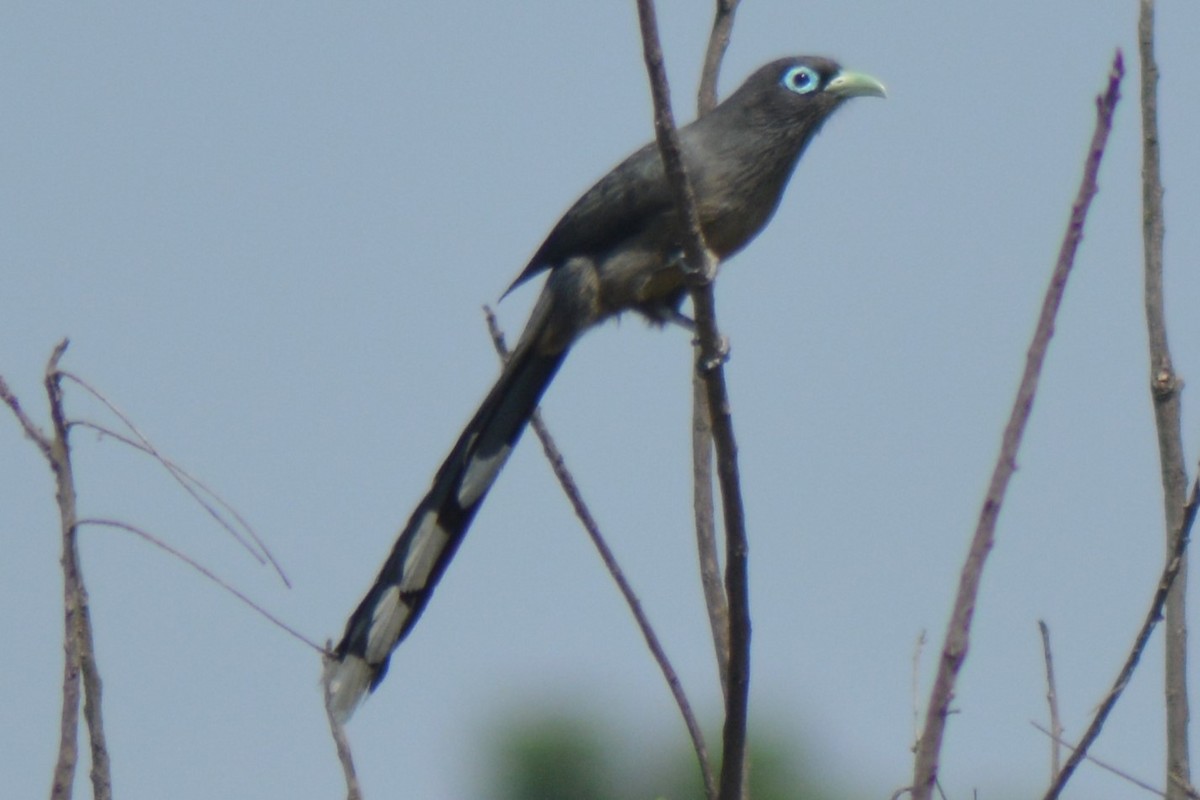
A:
[2,2,1199,797]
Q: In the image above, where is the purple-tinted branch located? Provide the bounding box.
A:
[910,52,1125,800]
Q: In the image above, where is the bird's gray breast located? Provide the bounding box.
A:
[685,125,805,259]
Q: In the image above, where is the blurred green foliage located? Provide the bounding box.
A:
[488,710,849,800]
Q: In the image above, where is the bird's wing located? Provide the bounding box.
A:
[503,139,677,296]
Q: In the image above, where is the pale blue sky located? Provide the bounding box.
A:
[3,2,1200,798]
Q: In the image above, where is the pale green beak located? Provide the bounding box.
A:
[826,70,887,99]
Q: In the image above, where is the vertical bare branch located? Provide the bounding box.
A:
[691,381,729,698]
[44,342,84,800]
[691,0,742,705]
[49,602,80,800]
[632,3,752,798]
[44,347,114,800]
[1038,621,1063,780]
[2,342,115,800]
[0,369,81,800]
[911,53,1125,800]
[1043,473,1200,799]
[698,0,740,115]
[1137,4,1193,798]
[911,630,926,751]
[7,345,114,800]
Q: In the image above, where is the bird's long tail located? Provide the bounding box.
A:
[326,333,567,721]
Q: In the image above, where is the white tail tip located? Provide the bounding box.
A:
[323,654,373,724]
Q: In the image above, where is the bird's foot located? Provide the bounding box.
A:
[662,308,696,332]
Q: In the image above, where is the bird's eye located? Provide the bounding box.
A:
[782,65,819,94]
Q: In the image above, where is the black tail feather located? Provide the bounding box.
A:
[326,339,567,719]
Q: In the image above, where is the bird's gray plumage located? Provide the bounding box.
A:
[327,55,884,720]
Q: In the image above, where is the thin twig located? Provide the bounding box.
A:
[322,651,363,800]
[77,517,323,654]
[911,629,926,751]
[632,4,752,798]
[690,382,729,698]
[69,417,290,587]
[1033,721,1165,798]
[0,374,54,458]
[1043,470,1200,799]
[1038,620,1063,779]
[483,307,717,800]
[58,370,290,587]
[911,52,1125,800]
[697,0,740,116]
[1137,4,1192,798]
[690,0,740,704]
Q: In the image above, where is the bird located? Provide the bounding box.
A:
[326,55,885,720]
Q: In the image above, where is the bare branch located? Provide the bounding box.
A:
[58,370,290,587]
[1170,773,1200,800]
[0,373,53,457]
[1136,4,1192,798]
[69,418,290,587]
[632,4,752,798]
[34,341,114,800]
[483,308,716,800]
[911,629,926,750]
[691,382,729,698]
[1043,470,1200,799]
[2,360,87,798]
[690,0,742,705]
[78,517,323,655]
[911,52,1125,800]
[1039,621,1063,780]
[1033,721,1166,798]
[697,0,740,116]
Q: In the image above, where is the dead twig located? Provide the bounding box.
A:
[483,308,716,800]
[1038,620,1063,780]
[1033,721,1166,798]
[77,517,322,654]
[697,0,740,116]
[1043,470,1200,799]
[911,629,926,751]
[59,370,290,588]
[911,52,1125,800]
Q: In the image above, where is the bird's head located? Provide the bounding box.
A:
[723,55,886,130]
